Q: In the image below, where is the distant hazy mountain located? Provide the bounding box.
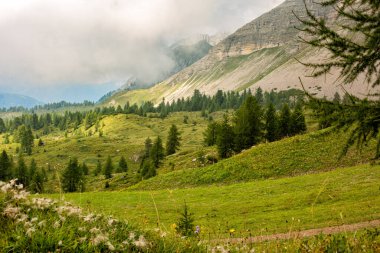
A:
[0,93,43,108]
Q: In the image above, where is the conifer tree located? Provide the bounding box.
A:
[31,169,44,193]
[144,137,152,158]
[176,202,195,237]
[166,124,181,155]
[265,103,280,142]
[216,116,235,158]
[61,158,84,193]
[0,150,11,180]
[15,155,28,187]
[94,160,102,176]
[279,104,292,138]
[0,118,5,133]
[140,159,156,179]
[234,96,263,152]
[203,121,219,146]
[117,156,128,173]
[29,159,37,183]
[150,136,165,168]
[290,103,307,135]
[104,156,113,179]
[298,0,380,157]
[81,162,89,175]
[255,87,264,105]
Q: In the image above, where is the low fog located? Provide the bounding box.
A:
[0,0,283,102]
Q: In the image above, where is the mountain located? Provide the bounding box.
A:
[104,0,370,106]
[0,93,43,108]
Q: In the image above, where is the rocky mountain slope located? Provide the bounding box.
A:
[105,0,370,106]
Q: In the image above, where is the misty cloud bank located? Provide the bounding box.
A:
[0,0,283,101]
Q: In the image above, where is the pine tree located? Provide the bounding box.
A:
[279,104,291,138]
[265,103,280,142]
[61,158,84,193]
[29,159,37,184]
[255,87,264,105]
[234,96,263,152]
[216,116,235,158]
[31,170,44,193]
[203,121,219,146]
[0,118,6,133]
[290,103,307,135]
[144,137,152,158]
[140,159,156,179]
[117,156,128,173]
[150,136,165,168]
[176,202,195,237]
[166,124,181,155]
[104,156,113,179]
[94,160,102,176]
[0,150,11,180]
[81,162,89,175]
[297,0,380,157]
[15,155,28,187]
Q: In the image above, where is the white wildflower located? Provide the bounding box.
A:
[108,218,117,226]
[91,234,109,246]
[79,237,87,243]
[89,227,100,234]
[56,205,82,216]
[106,241,115,251]
[78,227,86,232]
[24,221,33,228]
[38,220,46,227]
[32,198,55,210]
[16,184,23,190]
[83,213,95,223]
[26,227,36,237]
[128,232,135,240]
[53,221,61,228]
[1,183,12,193]
[122,240,129,245]
[30,217,38,223]
[16,214,28,224]
[9,179,17,186]
[58,240,63,246]
[160,231,167,238]
[3,205,20,219]
[13,190,29,200]
[59,215,66,222]
[134,235,147,248]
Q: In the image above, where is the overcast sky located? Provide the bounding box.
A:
[0,0,283,102]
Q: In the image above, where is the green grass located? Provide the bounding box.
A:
[0,112,218,192]
[48,164,380,239]
[132,128,376,190]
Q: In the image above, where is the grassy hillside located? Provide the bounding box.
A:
[50,164,380,239]
[132,128,376,190]
[0,112,221,192]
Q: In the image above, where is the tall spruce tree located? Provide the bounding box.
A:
[0,150,11,180]
[290,103,307,135]
[104,156,113,179]
[265,103,280,142]
[117,156,128,173]
[150,136,165,168]
[279,104,292,138]
[61,158,84,193]
[0,118,5,133]
[203,121,219,146]
[234,96,263,152]
[15,155,28,187]
[166,124,181,155]
[216,116,235,158]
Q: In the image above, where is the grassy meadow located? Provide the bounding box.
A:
[49,164,380,240]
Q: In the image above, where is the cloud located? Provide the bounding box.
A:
[0,0,283,101]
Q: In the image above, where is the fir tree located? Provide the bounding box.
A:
[150,136,165,168]
[216,116,235,158]
[31,169,44,193]
[0,118,5,133]
[140,159,156,179]
[104,156,113,179]
[144,137,152,158]
[166,124,181,155]
[234,96,263,152]
[81,162,89,175]
[117,156,128,173]
[265,103,280,142]
[176,202,195,237]
[61,158,84,193]
[290,103,307,135]
[0,150,11,180]
[29,159,37,183]
[15,155,28,187]
[279,104,291,138]
[94,160,102,176]
[203,121,219,146]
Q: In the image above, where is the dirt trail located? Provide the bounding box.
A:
[215,220,380,244]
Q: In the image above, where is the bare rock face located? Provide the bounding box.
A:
[212,0,332,59]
